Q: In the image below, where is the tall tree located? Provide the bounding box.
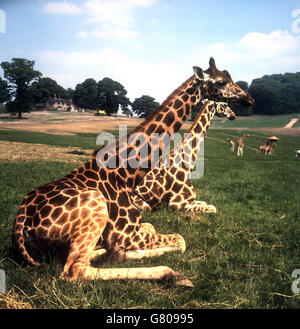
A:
[248,72,300,115]
[73,78,98,109]
[97,77,131,116]
[1,58,42,118]
[0,76,10,104]
[131,95,159,118]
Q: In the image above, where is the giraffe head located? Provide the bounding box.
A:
[214,102,236,120]
[193,58,254,106]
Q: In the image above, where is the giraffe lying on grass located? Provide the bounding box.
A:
[132,101,236,213]
[12,58,254,286]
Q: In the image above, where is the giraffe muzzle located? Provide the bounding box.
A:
[240,95,255,106]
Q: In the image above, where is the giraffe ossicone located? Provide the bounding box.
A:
[12,58,254,286]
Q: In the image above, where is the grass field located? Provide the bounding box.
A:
[213,113,300,128]
[0,114,300,309]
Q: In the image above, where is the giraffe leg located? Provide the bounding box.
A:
[92,223,179,264]
[73,264,193,287]
[61,223,192,286]
[61,230,192,286]
[139,222,156,234]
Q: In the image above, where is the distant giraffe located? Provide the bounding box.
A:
[12,58,254,286]
[236,134,249,156]
[227,138,235,152]
[260,141,275,155]
[132,101,236,213]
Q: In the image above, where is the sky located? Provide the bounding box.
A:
[0,0,300,104]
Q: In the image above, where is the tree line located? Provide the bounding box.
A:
[0,58,159,119]
[1,57,300,119]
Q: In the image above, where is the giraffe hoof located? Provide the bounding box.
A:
[174,277,194,288]
[162,270,194,287]
[205,205,217,213]
[176,235,186,253]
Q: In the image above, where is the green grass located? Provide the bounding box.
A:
[0,127,300,308]
[0,130,99,150]
[213,113,300,128]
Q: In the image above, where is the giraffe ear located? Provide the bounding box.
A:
[193,66,204,80]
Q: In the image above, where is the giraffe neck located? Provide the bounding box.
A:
[162,101,216,171]
[238,134,247,145]
[70,74,205,190]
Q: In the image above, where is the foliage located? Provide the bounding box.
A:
[249,72,300,115]
[190,101,203,121]
[131,95,159,118]
[0,103,6,113]
[73,78,98,110]
[97,77,131,116]
[0,76,10,103]
[1,58,42,118]
[29,77,70,105]
[122,107,133,117]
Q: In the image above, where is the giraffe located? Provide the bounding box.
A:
[227,138,235,152]
[12,58,254,286]
[132,101,237,213]
[236,134,250,156]
[260,141,275,155]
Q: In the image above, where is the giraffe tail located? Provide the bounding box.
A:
[12,204,40,266]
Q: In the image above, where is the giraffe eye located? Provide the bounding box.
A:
[216,80,227,87]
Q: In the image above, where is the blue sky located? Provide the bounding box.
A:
[0,0,300,103]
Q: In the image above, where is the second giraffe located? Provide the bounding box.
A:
[132,101,236,213]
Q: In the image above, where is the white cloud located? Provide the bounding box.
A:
[83,0,154,26]
[92,26,138,40]
[44,1,82,15]
[191,30,300,84]
[44,0,155,41]
[239,30,300,59]
[77,31,87,38]
[83,0,155,40]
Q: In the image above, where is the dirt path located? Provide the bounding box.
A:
[284,118,298,128]
[0,111,192,135]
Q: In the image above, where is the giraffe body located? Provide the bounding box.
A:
[236,134,249,156]
[260,141,275,155]
[132,101,236,213]
[12,58,254,285]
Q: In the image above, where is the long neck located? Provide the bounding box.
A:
[162,101,216,171]
[238,135,247,144]
[80,74,205,190]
